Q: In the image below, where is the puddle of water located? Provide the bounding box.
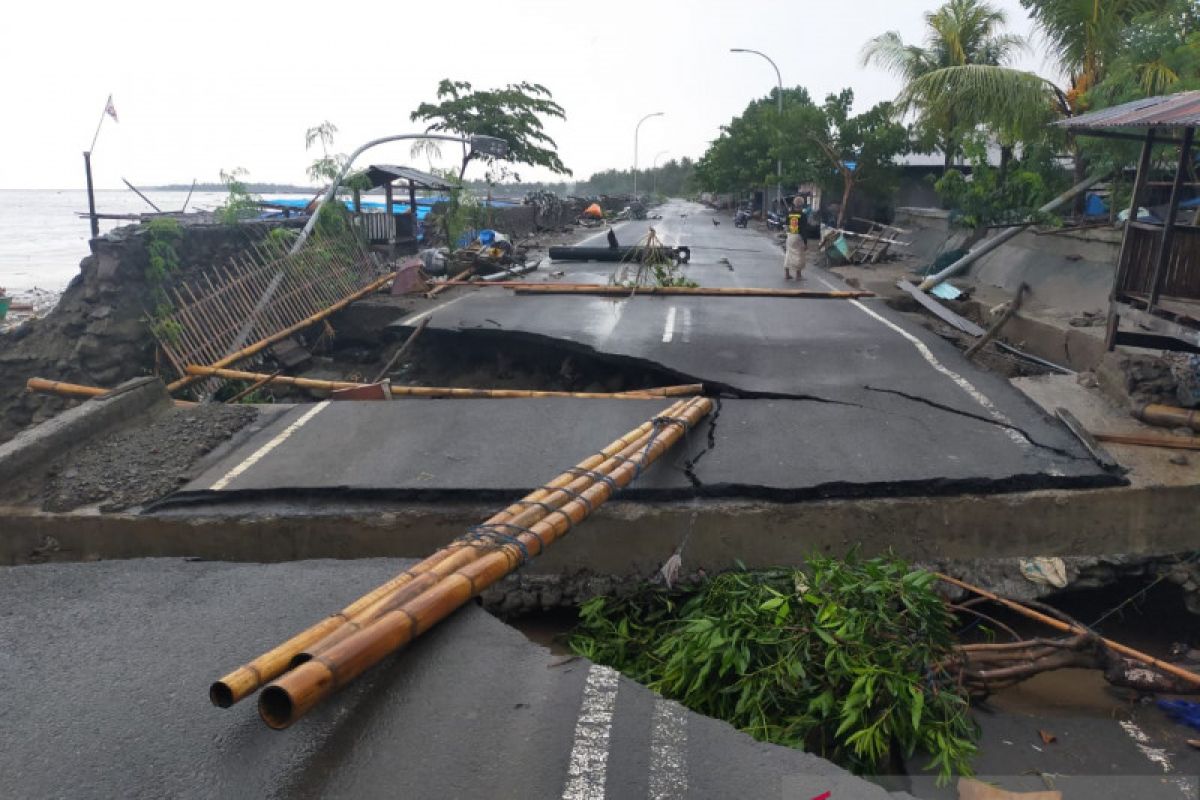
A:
[986,667,1132,718]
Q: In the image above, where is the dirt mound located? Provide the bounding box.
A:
[41,404,258,512]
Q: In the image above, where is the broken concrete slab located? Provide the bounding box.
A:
[170,397,1116,506]
[0,558,914,799]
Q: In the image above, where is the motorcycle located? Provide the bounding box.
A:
[765,210,785,232]
[733,206,750,228]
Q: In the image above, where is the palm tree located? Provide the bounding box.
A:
[1019,0,1167,113]
[862,0,1027,170]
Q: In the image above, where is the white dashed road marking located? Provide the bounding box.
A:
[662,306,677,343]
[648,698,688,799]
[562,664,620,800]
[209,401,329,490]
[679,307,692,343]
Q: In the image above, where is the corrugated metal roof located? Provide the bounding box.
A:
[1057,91,1200,130]
[365,164,455,190]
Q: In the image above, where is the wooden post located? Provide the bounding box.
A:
[83,151,99,238]
[1105,129,1156,351]
[384,183,395,248]
[1149,126,1194,309]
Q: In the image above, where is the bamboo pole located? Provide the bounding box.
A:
[25,378,106,399]
[1093,431,1200,451]
[165,270,396,394]
[225,370,282,404]
[257,397,713,728]
[935,572,1200,688]
[292,410,686,663]
[1132,403,1200,433]
[209,400,693,708]
[427,268,472,298]
[964,283,1027,360]
[373,317,430,383]
[182,365,701,400]
[511,285,873,299]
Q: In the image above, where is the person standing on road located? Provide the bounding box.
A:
[784,193,813,280]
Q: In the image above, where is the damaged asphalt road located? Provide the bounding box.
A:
[165,200,1117,508]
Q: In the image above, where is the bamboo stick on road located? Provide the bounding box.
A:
[256,397,714,728]
[183,365,701,400]
[25,378,107,399]
[209,400,696,709]
[294,402,698,662]
[936,572,1200,688]
[510,285,873,299]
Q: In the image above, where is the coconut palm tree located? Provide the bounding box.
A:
[1020,0,1168,113]
[862,0,1027,170]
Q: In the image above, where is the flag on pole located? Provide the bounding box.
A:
[104,95,119,123]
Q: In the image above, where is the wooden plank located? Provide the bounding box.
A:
[895,279,986,336]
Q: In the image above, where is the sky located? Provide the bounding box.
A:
[0,0,1065,191]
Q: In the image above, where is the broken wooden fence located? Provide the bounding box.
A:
[148,230,380,396]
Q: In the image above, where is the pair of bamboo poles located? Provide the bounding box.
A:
[211,396,714,728]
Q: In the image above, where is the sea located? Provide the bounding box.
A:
[0,189,315,295]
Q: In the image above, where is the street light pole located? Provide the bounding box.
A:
[731,48,783,214]
[652,150,669,196]
[633,112,664,198]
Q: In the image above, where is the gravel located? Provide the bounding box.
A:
[41,403,258,511]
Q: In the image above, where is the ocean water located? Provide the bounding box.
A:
[0,189,314,294]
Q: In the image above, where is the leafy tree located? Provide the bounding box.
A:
[570,556,979,784]
[215,168,260,225]
[935,133,1067,228]
[1019,0,1169,114]
[304,121,370,195]
[1088,0,1200,104]
[410,79,570,181]
[862,0,1027,169]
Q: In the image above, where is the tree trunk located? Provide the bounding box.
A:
[998,145,1013,184]
[838,173,854,228]
[1071,135,1088,218]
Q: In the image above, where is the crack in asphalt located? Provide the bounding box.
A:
[862,385,1087,460]
[677,397,722,489]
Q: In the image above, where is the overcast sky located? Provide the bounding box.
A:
[0,0,1062,191]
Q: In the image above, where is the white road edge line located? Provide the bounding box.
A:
[648,698,688,800]
[662,306,677,343]
[209,401,330,491]
[814,276,1027,448]
[562,664,620,800]
[399,294,467,326]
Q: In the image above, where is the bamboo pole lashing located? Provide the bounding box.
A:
[936,572,1200,688]
[294,404,696,662]
[258,397,713,727]
[210,400,694,708]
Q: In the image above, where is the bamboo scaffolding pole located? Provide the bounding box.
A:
[25,378,107,399]
[1093,431,1200,450]
[182,365,701,399]
[256,397,714,727]
[1133,403,1200,433]
[511,285,873,299]
[209,401,693,708]
[293,411,686,664]
[165,270,396,394]
[935,572,1200,688]
[427,268,472,298]
[372,317,430,383]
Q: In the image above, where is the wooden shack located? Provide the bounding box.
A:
[354,165,454,254]
[1060,91,1200,355]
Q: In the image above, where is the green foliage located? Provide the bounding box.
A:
[863,0,1029,162]
[934,136,1067,228]
[570,555,978,784]
[304,121,371,193]
[215,168,260,225]
[411,79,570,180]
[267,227,298,247]
[1087,0,1200,105]
[144,217,182,286]
[579,157,698,197]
